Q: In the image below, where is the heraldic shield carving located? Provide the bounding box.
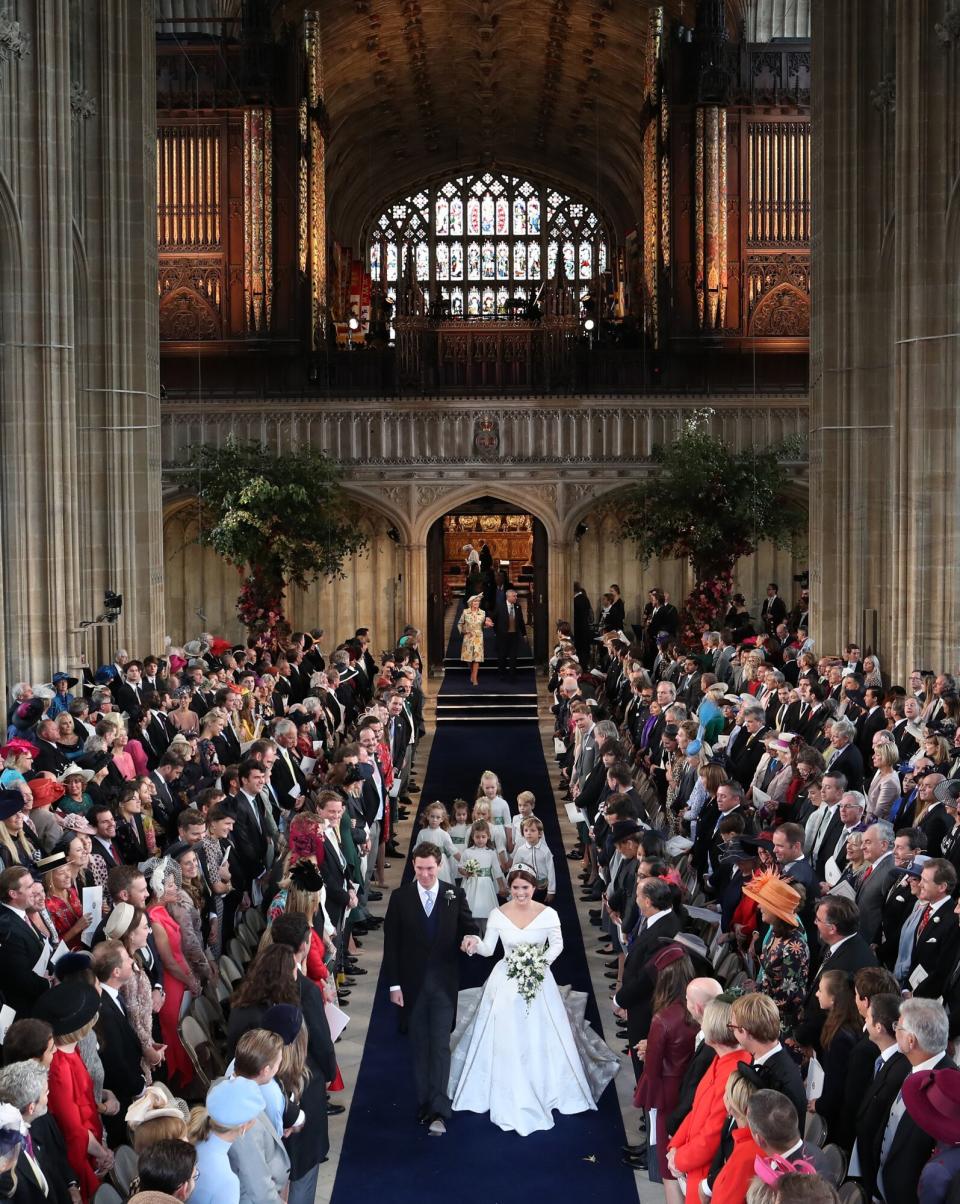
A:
[473,416,500,457]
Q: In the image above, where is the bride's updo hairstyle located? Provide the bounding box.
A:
[507,865,538,889]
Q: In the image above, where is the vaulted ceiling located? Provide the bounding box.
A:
[157,1,810,246]
[277,0,675,244]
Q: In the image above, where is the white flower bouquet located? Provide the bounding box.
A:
[505,942,549,1011]
[460,857,482,877]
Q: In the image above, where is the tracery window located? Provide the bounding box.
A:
[368,171,607,317]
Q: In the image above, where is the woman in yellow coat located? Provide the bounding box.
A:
[458,594,493,686]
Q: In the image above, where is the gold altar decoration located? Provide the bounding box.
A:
[443,513,533,572]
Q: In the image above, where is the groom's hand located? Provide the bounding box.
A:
[389,988,404,1007]
[461,936,479,955]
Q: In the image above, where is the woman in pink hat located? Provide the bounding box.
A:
[902,1067,960,1203]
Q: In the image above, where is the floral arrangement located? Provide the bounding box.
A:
[460,857,482,877]
[505,942,549,1011]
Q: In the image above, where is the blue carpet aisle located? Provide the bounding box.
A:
[329,654,635,1204]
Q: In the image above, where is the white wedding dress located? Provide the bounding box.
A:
[448,906,620,1135]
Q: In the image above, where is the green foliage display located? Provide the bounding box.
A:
[620,417,806,579]
[185,438,367,642]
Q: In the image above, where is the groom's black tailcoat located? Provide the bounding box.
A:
[382,878,479,1119]
[382,878,478,1013]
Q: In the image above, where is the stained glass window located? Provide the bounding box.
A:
[436,242,449,280]
[368,172,607,317]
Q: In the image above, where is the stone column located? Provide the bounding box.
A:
[888,0,958,679]
[812,1,960,676]
[0,0,83,695]
[548,539,573,653]
[406,542,430,681]
[72,0,164,665]
[809,0,895,662]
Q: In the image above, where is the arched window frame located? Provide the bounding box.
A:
[367,170,608,317]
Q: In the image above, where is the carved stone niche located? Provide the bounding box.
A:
[159,289,220,341]
[749,282,810,337]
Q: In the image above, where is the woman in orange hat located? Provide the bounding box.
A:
[746,871,809,1032]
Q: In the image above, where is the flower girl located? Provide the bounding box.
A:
[476,770,514,852]
[412,802,459,883]
[448,799,472,876]
[472,799,508,871]
[458,820,506,931]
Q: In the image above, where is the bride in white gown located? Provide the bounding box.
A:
[448,865,620,1136]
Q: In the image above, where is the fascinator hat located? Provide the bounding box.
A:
[140,855,181,897]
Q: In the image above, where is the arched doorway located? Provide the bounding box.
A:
[426,497,548,669]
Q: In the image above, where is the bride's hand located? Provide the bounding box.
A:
[460,936,479,955]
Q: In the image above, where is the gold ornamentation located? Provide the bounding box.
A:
[304,10,326,349]
[749,284,809,337]
[695,107,705,328]
[242,108,273,332]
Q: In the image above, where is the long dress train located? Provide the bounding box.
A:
[448,906,619,1135]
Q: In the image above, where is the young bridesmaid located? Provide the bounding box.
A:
[412,801,459,884]
[458,820,506,933]
[476,770,514,852]
[472,799,508,871]
[448,799,471,878]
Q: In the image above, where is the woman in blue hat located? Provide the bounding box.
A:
[187,1077,265,1204]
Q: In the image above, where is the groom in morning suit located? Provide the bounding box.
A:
[383,843,479,1136]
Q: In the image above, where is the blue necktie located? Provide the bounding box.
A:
[423,891,434,916]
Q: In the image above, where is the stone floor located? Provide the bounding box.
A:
[315,672,661,1204]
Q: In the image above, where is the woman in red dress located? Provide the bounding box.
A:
[710,1067,762,1204]
[145,856,198,1088]
[34,982,112,1202]
[667,996,751,1204]
[633,945,697,1187]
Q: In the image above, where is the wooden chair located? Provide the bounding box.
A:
[818,1143,847,1186]
[228,936,251,968]
[110,1145,138,1197]
[219,954,243,991]
[804,1111,827,1148]
[179,1014,226,1090]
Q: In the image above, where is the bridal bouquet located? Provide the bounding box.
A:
[505,943,549,1011]
[460,857,482,877]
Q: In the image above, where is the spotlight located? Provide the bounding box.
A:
[584,318,596,332]
[575,522,589,541]
[348,316,360,331]
[386,527,401,543]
